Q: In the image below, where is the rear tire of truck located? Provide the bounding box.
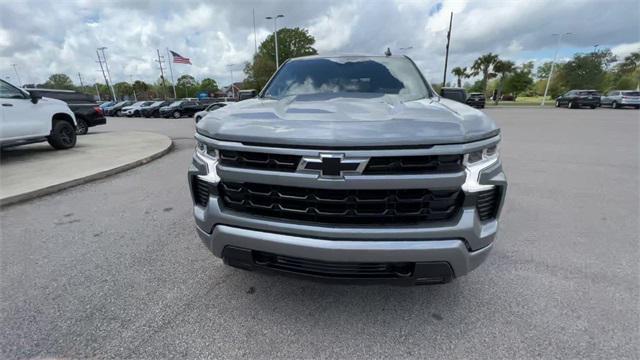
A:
[76,118,88,135]
[48,120,77,149]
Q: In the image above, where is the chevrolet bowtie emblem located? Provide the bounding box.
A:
[298,154,368,178]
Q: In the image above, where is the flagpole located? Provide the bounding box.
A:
[167,48,177,99]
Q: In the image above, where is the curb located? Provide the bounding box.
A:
[0,140,174,207]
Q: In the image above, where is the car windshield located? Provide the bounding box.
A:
[151,101,164,106]
[131,101,146,106]
[577,91,599,96]
[262,56,430,101]
[113,101,127,106]
[622,91,640,96]
[170,101,182,106]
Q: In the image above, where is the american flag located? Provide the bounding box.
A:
[170,50,192,65]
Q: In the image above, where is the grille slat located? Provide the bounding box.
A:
[220,182,463,224]
[192,178,210,207]
[219,150,301,172]
[363,155,463,174]
[476,188,500,221]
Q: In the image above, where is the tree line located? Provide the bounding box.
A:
[25,73,220,101]
[448,49,639,104]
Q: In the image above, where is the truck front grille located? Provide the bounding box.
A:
[253,251,413,278]
[219,150,463,175]
[219,182,463,224]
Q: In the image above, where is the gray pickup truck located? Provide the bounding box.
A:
[189,55,507,285]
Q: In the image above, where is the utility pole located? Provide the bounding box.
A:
[94,81,101,101]
[129,74,137,101]
[166,48,177,99]
[227,64,235,100]
[11,64,22,87]
[156,49,167,99]
[541,32,572,106]
[266,14,284,68]
[77,72,84,89]
[253,8,258,55]
[442,12,453,89]
[96,49,116,101]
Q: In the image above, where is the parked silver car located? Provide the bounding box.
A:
[600,90,640,109]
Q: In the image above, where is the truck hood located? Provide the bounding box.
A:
[196,94,499,147]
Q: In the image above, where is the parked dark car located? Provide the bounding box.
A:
[159,100,206,118]
[555,90,600,109]
[466,92,485,108]
[103,101,134,116]
[440,87,468,103]
[25,88,106,135]
[139,100,171,118]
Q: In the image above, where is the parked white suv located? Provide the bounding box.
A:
[0,79,77,149]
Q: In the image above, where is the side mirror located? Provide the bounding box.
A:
[30,92,42,104]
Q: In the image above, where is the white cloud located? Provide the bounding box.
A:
[0,0,638,86]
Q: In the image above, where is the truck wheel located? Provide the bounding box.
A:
[612,101,618,109]
[48,120,77,149]
[173,111,181,118]
[76,118,88,135]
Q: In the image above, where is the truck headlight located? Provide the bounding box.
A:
[195,140,219,183]
[462,144,499,193]
[196,141,218,160]
[464,145,498,166]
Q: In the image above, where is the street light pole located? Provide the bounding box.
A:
[541,32,572,106]
[265,14,284,68]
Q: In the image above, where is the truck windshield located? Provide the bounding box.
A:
[262,56,430,101]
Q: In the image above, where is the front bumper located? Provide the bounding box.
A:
[189,136,507,284]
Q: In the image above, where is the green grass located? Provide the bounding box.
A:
[485,96,555,107]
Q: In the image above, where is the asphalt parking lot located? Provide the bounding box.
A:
[1,107,638,359]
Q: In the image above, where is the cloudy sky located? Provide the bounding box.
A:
[1,0,638,87]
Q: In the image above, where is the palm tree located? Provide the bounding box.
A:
[492,60,515,105]
[471,53,499,97]
[451,67,468,88]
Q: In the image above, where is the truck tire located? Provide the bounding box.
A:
[76,118,88,135]
[48,120,77,149]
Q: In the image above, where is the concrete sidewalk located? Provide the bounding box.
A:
[0,131,172,206]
